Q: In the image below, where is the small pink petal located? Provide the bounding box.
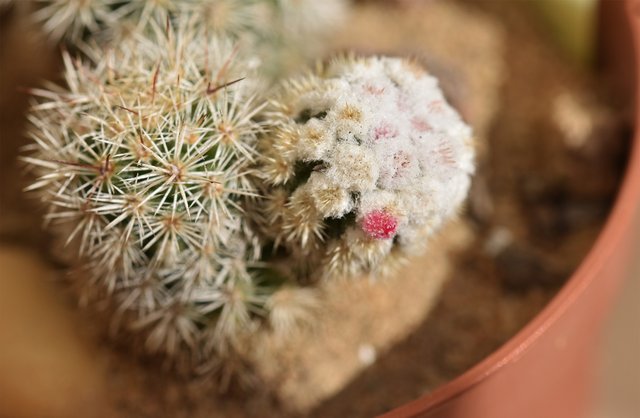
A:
[361,210,398,240]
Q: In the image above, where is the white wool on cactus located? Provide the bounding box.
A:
[259,56,475,279]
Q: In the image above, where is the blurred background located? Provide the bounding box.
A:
[0,1,638,417]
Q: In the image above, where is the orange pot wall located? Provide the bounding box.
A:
[383,1,640,418]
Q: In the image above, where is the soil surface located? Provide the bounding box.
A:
[0,1,631,417]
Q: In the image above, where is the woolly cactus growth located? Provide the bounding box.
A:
[22,17,284,360]
[257,56,475,282]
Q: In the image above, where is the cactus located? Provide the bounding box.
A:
[30,0,248,43]
[32,0,120,42]
[22,8,473,375]
[30,0,347,79]
[256,56,475,282]
[22,16,284,362]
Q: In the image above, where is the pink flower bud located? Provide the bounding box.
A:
[361,210,398,240]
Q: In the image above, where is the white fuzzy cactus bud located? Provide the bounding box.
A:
[258,56,475,281]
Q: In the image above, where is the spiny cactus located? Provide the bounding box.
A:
[256,56,475,282]
[31,0,256,43]
[22,16,289,361]
[30,0,347,79]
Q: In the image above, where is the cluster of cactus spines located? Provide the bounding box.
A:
[34,0,255,44]
[256,56,475,282]
[23,16,288,360]
[31,0,116,42]
[30,0,346,78]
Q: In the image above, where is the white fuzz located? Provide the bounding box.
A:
[259,56,475,280]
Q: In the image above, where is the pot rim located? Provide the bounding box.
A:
[383,2,640,417]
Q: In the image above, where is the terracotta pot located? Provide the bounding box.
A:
[384,1,640,417]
